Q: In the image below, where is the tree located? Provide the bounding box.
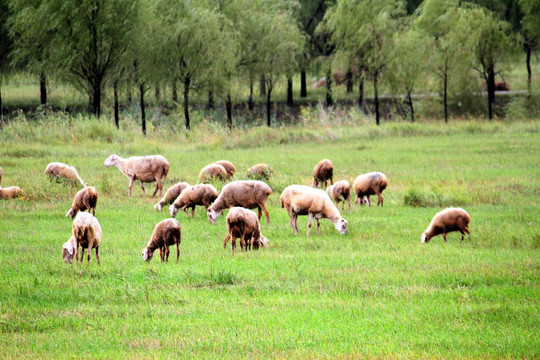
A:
[0,0,12,120]
[519,0,540,93]
[465,5,515,120]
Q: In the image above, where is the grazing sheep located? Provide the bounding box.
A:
[142,218,182,263]
[65,186,98,218]
[312,159,334,188]
[421,208,471,243]
[327,180,351,210]
[224,207,268,254]
[353,172,388,206]
[104,154,169,197]
[45,162,85,187]
[280,185,348,236]
[0,186,23,199]
[246,163,273,180]
[199,163,228,182]
[62,212,102,265]
[207,180,273,224]
[215,160,236,179]
[169,184,218,218]
[154,182,190,211]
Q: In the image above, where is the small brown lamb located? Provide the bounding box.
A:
[142,218,182,263]
[326,180,351,209]
[312,159,334,188]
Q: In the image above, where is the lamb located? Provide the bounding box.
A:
[215,160,236,179]
[142,218,182,263]
[169,184,218,218]
[62,212,102,265]
[0,186,23,199]
[353,172,388,206]
[223,207,268,254]
[45,162,85,187]
[104,154,169,197]
[154,181,190,211]
[207,180,273,224]
[65,186,98,218]
[326,180,351,209]
[246,163,273,180]
[280,185,348,236]
[199,163,228,182]
[421,208,471,243]
[312,159,334,188]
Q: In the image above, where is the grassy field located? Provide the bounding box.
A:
[0,117,539,358]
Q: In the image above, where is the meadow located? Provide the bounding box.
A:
[0,115,539,358]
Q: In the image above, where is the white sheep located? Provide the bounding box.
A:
[66,186,98,218]
[280,185,348,236]
[169,184,218,218]
[353,172,388,206]
[0,186,23,199]
[246,163,273,180]
[104,154,169,197]
[154,182,190,211]
[326,180,351,209]
[142,218,182,263]
[312,159,334,188]
[215,160,236,179]
[45,162,85,187]
[199,163,228,182]
[62,212,102,265]
[207,180,273,224]
[224,207,268,254]
[421,208,471,243]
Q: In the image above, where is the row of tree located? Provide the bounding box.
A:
[0,0,538,131]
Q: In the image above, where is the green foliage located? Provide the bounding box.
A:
[403,186,470,207]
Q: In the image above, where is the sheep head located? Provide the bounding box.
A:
[62,238,76,263]
[421,233,430,243]
[154,203,162,211]
[335,218,348,235]
[142,247,154,261]
[66,208,76,218]
[169,204,179,218]
[104,154,119,167]
[207,209,220,224]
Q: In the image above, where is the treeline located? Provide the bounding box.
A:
[0,0,538,130]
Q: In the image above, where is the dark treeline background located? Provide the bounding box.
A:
[0,0,538,130]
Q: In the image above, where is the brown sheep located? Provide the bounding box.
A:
[169,184,218,218]
[422,208,471,243]
[353,172,388,206]
[207,180,273,224]
[0,186,23,199]
[326,180,351,209]
[246,163,273,180]
[312,159,334,188]
[154,182,190,211]
[215,160,236,179]
[45,162,86,187]
[199,163,228,182]
[104,154,169,197]
[142,219,182,263]
[224,207,268,254]
[66,186,98,218]
[62,212,102,265]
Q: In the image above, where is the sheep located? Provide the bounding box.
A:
[207,180,272,224]
[62,212,102,265]
[246,163,273,180]
[169,184,218,218]
[154,182,190,211]
[353,172,388,206]
[65,186,98,218]
[223,207,268,254]
[215,160,236,179]
[421,208,471,243]
[312,159,334,188]
[104,154,169,197]
[142,218,182,263]
[327,180,351,210]
[199,163,228,182]
[45,162,85,187]
[280,185,348,236]
[0,186,23,199]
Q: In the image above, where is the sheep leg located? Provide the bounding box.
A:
[224,234,231,249]
[87,240,93,265]
[191,206,195,218]
[240,234,246,252]
[95,246,100,265]
[231,237,236,254]
[152,176,162,197]
[176,243,180,264]
[316,218,321,235]
[460,232,465,241]
[291,214,299,235]
[443,233,448,242]
[348,197,351,210]
[376,192,383,206]
[306,214,313,236]
[140,181,146,195]
[165,244,170,262]
[128,177,134,197]
[259,204,270,224]
[79,248,85,263]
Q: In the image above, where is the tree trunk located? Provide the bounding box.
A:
[287,77,293,106]
[300,70,307,98]
[127,81,132,104]
[374,71,380,126]
[443,71,448,124]
[346,68,353,93]
[407,92,414,122]
[325,67,333,107]
[266,87,272,127]
[0,83,3,123]
[226,93,232,131]
[358,75,365,113]
[155,85,160,104]
[92,81,101,118]
[260,75,266,97]
[113,80,119,129]
[487,67,495,121]
[140,82,146,136]
[525,43,532,93]
[184,76,191,130]
[208,91,214,109]
[172,80,178,103]
[248,80,254,111]
[39,72,47,106]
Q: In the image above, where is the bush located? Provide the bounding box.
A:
[403,186,470,208]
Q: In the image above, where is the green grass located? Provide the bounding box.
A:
[0,117,539,358]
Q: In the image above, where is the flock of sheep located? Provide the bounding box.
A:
[1,156,471,265]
